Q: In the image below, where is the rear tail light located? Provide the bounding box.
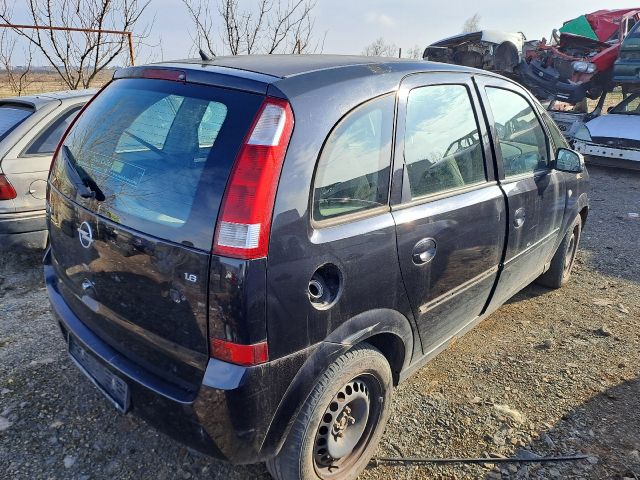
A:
[0,175,17,200]
[210,339,269,366]
[212,97,294,259]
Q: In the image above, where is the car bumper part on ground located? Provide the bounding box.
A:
[519,61,588,104]
[43,250,312,465]
[0,210,47,250]
[573,140,640,170]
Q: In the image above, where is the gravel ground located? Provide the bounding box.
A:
[1,166,639,480]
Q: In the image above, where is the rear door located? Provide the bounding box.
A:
[391,73,506,356]
[474,76,565,308]
[48,78,264,393]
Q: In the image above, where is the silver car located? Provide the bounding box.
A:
[0,89,95,249]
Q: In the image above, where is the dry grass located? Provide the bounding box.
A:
[0,71,112,98]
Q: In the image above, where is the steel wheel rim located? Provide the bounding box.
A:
[313,374,382,479]
[564,228,578,273]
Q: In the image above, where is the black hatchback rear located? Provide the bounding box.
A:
[46,55,587,480]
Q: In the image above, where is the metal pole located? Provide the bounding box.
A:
[127,32,135,65]
[0,23,135,64]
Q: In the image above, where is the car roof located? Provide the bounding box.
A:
[0,88,97,109]
[147,54,488,80]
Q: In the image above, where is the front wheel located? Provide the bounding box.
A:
[267,344,393,480]
[536,215,582,289]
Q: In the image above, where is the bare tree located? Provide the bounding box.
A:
[405,44,423,59]
[0,0,152,90]
[183,0,319,57]
[462,13,481,33]
[362,37,398,57]
[0,17,35,95]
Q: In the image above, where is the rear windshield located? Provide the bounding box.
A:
[0,103,34,142]
[50,78,263,250]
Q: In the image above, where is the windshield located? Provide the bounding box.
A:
[50,78,263,250]
[0,103,34,142]
[610,94,640,115]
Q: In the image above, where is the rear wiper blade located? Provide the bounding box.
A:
[61,146,103,200]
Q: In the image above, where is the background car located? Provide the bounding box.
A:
[0,89,95,249]
[424,30,528,75]
[573,92,640,169]
[613,21,640,84]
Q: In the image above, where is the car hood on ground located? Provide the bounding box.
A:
[586,114,640,141]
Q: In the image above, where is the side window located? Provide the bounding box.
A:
[313,94,394,222]
[24,106,82,155]
[404,84,486,199]
[485,87,549,177]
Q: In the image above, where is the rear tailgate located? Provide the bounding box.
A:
[47,76,265,393]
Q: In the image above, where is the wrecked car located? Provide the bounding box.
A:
[573,93,640,170]
[613,21,640,84]
[424,30,527,74]
[521,9,640,103]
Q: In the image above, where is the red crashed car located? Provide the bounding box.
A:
[520,9,640,103]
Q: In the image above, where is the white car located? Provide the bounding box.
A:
[573,93,640,170]
[0,89,96,249]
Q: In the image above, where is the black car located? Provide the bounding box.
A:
[44,55,589,480]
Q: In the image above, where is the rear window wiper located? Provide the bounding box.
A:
[61,145,104,201]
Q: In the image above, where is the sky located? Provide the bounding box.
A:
[5,0,640,64]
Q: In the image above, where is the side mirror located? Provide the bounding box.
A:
[607,106,614,113]
[555,148,584,173]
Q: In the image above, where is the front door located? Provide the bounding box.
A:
[391,73,506,356]
[474,76,565,308]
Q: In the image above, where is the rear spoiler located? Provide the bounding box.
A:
[113,63,277,95]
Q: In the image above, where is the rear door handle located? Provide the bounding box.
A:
[514,207,526,229]
[412,238,437,265]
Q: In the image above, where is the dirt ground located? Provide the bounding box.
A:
[0,165,639,480]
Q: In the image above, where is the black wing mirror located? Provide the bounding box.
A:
[555,148,584,173]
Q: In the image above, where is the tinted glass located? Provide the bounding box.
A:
[485,87,549,177]
[0,104,33,142]
[404,84,485,199]
[25,106,82,155]
[313,94,394,221]
[50,79,263,250]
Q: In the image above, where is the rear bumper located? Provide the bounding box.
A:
[44,251,314,464]
[519,61,588,103]
[0,210,47,249]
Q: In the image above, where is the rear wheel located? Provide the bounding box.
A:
[536,215,582,289]
[267,344,393,480]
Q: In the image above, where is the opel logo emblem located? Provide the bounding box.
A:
[77,221,94,249]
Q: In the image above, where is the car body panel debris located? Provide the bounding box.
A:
[520,9,640,103]
[424,30,528,74]
[572,93,640,169]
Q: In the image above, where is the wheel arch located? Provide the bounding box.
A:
[260,308,415,458]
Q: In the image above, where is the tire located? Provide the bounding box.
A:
[536,215,582,289]
[266,344,393,480]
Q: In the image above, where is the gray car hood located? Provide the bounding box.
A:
[586,114,640,141]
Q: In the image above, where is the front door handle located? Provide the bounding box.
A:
[412,238,437,265]
[513,207,526,229]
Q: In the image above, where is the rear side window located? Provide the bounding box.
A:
[485,87,549,177]
[51,79,263,250]
[24,106,82,155]
[404,84,485,199]
[313,94,394,222]
[0,103,34,142]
